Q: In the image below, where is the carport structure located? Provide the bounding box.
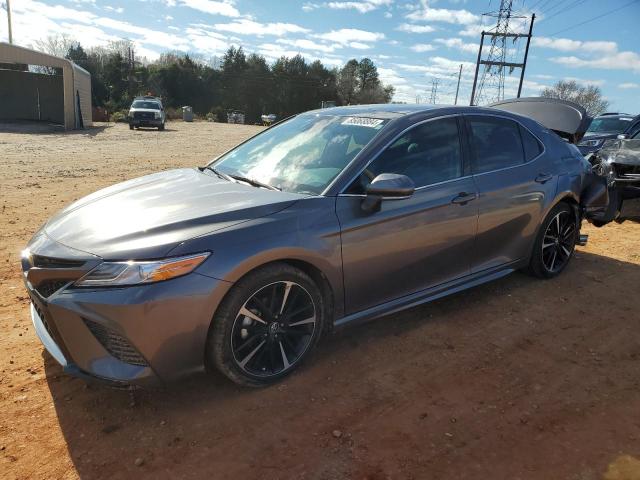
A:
[0,42,92,130]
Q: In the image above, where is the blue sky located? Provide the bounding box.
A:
[1,0,639,110]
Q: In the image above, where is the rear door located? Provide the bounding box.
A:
[465,114,557,273]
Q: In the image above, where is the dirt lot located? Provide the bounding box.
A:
[1,121,640,480]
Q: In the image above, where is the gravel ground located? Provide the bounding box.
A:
[1,121,639,480]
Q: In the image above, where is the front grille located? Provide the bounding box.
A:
[35,280,69,298]
[32,255,85,269]
[133,111,155,120]
[83,319,148,366]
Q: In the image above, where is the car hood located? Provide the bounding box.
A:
[43,168,302,259]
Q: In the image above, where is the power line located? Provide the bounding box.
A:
[547,0,639,36]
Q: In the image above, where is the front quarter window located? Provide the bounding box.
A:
[212,115,388,195]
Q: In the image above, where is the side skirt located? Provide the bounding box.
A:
[333,262,522,330]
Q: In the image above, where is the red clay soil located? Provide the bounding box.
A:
[1,122,640,480]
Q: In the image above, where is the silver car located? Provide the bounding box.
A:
[22,99,637,387]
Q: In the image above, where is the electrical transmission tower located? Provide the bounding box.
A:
[470,0,535,106]
[429,78,439,104]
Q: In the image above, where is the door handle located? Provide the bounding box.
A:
[451,192,478,205]
[535,173,553,184]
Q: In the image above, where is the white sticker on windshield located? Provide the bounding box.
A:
[342,117,384,128]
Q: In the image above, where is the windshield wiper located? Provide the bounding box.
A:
[206,165,233,181]
[227,174,281,191]
[206,166,280,191]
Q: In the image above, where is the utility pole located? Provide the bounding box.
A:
[429,78,439,104]
[517,13,535,98]
[454,64,463,105]
[5,0,12,44]
[470,1,534,105]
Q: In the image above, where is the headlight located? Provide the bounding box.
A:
[578,139,603,147]
[75,253,210,287]
[154,111,161,119]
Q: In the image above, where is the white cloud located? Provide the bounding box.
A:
[396,23,435,33]
[276,38,339,53]
[434,37,478,54]
[303,0,392,13]
[314,28,384,45]
[213,19,310,36]
[104,6,124,14]
[178,0,240,17]
[551,51,640,73]
[619,82,640,89]
[563,76,606,87]
[406,5,478,24]
[349,41,371,49]
[533,37,618,54]
[410,43,435,52]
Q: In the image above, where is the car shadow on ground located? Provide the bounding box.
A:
[43,250,640,479]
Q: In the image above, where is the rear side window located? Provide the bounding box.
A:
[519,124,543,160]
[468,116,524,174]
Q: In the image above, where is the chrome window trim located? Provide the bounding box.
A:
[463,112,547,176]
[336,114,464,195]
[337,174,474,198]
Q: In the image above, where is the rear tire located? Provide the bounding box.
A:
[528,203,578,279]
[129,124,134,130]
[207,263,326,387]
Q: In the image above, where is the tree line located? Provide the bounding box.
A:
[42,37,394,123]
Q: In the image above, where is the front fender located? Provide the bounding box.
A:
[168,197,345,320]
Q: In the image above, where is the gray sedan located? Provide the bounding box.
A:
[22,100,634,387]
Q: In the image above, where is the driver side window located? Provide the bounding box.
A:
[346,117,463,194]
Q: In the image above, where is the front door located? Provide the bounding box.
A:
[336,116,478,315]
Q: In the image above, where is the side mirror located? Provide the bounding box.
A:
[617,134,628,140]
[361,173,415,213]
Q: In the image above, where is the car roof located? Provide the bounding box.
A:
[306,103,442,119]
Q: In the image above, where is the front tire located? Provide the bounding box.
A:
[528,203,578,279]
[207,263,325,387]
[158,123,165,131]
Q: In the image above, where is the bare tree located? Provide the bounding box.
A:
[540,80,609,117]
[32,34,78,57]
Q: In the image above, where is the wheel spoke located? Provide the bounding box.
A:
[235,333,264,354]
[542,241,555,249]
[279,281,293,315]
[555,214,561,235]
[279,341,291,369]
[238,340,266,368]
[289,316,316,327]
[239,307,267,324]
[561,245,571,257]
[249,296,275,322]
[550,250,557,271]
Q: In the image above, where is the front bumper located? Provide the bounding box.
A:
[26,271,232,386]
[129,118,163,127]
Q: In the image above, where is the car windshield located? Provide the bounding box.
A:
[211,114,388,195]
[587,116,634,134]
[132,100,161,109]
